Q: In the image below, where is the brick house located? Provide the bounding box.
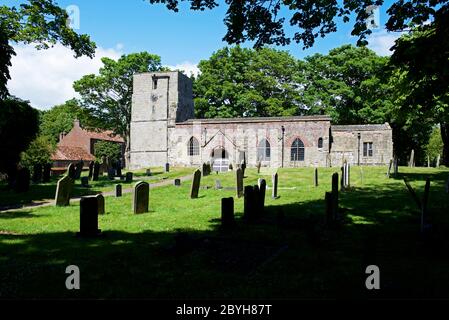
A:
[51,120,124,170]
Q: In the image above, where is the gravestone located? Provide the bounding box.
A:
[331,173,339,221]
[202,163,209,177]
[221,197,235,228]
[115,184,122,197]
[77,196,101,237]
[271,173,279,199]
[32,164,42,183]
[258,179,267,213]
[88,161,94,180]
[314,168,319,187]
[229,163,233,171]
[67,163,76,179]
[340,166,345,190]
[393,157,399,176]
[43,163,52,183]
[116,160,122,177]
[244,186,256,221]
[81,177,89,187]
[133,181,149,214]
[107,168,116,180]
[236,168,244,198]
[55,175,73,206]
[14,168,30,193]
[125,172,133,183]
[346,163,350,188]
[190,169,201,199]
[146,169,152,176]
[97,194,105,215]
[74,161,83,179]
[92,162,100,181]
[215,179,222,190]
[174,179,181,187]
[165,163,170,173]
[241,161,246,177]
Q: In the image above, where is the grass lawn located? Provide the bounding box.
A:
[0,166,194,208]
[1,166,449,299]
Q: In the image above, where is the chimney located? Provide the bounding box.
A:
[74,119,80,128]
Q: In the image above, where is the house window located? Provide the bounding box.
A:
[318,137,323,149]
[363,142,373,157]
[257,139,271,161]
[188,137,199,156]
[291,138,305,161]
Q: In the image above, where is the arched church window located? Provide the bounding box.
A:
[188,137,199,156]
[257,139,271,161]
[318,137,323,149]
[291,138,305,161]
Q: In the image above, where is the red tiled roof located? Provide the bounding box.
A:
[51,146,95,161]
[83,129,124,143]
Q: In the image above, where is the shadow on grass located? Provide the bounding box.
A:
[1,175,449,300]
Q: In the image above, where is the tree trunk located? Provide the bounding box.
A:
[441,122,449,166]
[124,134,131,169]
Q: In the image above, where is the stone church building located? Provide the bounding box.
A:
[130,71,393,170]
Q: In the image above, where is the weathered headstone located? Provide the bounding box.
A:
[125,172,133,183]
[97,194,105,215]
[55,175,73,206]
[314,168,319,187]
[81,177,89,187]
[229,163,233,171]
[92,162,100,181]
[174,178,181,187]
[165,163,170,173]
[74,161,83,179]
[215,179,222,190]
[67,163,76,179]
[202,163,209,177]
[133,181,149,214]
[221,197,235,228]
[190,169,201,199]
[258,179,266,213]
[271,173,279,199]
[77,196,101,237]
[88,161,94,180]
[340,166,345,190]
[236,168,244,198]
[43,163,52,183]
[14,168,30,193]
[331,173,339,221]
[244,186,256,221]
[146,168,152,176]
[116,160,122,177]
[32,164,43,183]
[115,184,122,197]
[107,168,116,180]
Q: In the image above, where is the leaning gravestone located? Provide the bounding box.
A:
[190,169,201,199]
[133,181,149,214]
[32,164,43,184]
[271,173,279,199]
[77,196,102,237]
[67,163,76,180]
[88,161,94,180]
[115,184,122,197]
[125,172,133,183]
[92,162,100,181]
[236,168,244,198]
[221,197,235,229]
[174,179,181,187]
[81,177,89,188]
[43,163,51,183]
[55,175,73,206]
[74,161,84,179]
[165,163,170,173]
[97,194,105,215]
[14,168,30,193]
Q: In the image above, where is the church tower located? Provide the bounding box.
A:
[130,71,194,169]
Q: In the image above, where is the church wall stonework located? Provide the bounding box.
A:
[130,71,394,169]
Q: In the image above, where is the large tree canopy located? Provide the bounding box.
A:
[73,52,166,166]
[147,0,447,48]
[194,46,303,118]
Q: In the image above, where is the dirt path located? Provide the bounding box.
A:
[0,174,193,213]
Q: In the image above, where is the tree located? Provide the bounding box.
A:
[0,24,15,99]
[94,141,122,164]
[146,1,447,49]
[73,52,166,167]
[20,135,56,171]
[0,98,39,184]
[194,46,303,118]
[39,99,94,144]
[426,127,443,163]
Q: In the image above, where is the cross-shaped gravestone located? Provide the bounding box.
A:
[133,181,149,214]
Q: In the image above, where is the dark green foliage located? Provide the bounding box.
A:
[20,135,56,171]
[94,141,122,164]
[0,24,15,99]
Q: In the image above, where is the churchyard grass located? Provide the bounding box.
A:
[1,166,449,298]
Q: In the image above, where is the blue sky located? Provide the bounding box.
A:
[2,0,400,108]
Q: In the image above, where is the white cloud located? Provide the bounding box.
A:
[8,43,122,110]
[367,29,403,56]
[166,61,200,77]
